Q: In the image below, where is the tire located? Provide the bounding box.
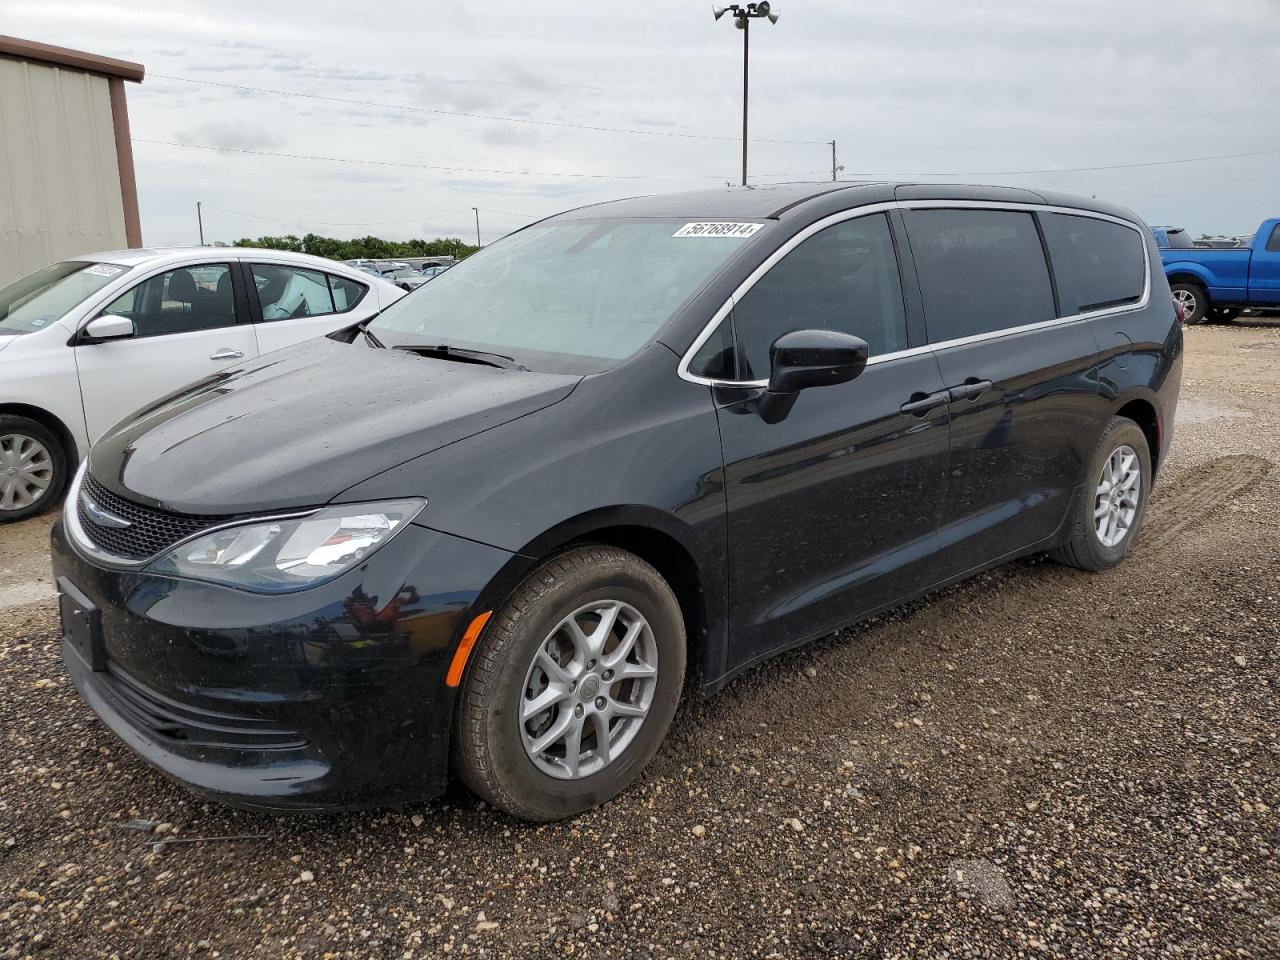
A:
[1171,282,1208,325]
[453,545,686,821]
[1049,416,1151,572]
[0,416,69,523]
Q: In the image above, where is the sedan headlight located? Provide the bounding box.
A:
[146,499,426,593]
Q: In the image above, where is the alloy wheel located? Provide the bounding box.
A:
[519,599,659,780]
[1094,444,1141,548]
[1172,287,1198,321]
[0,433,54,512]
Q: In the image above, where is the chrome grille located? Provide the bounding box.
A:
[79,473,250,562]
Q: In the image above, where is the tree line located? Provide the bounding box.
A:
[233,233,478,261]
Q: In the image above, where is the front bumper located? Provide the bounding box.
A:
[51,519,519,811]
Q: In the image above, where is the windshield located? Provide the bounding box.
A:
[0,261,130,336]
[369,219,756,371]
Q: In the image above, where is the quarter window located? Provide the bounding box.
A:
[692,214,908,381]
[250,266,367,320]
[905,209,1055,343]
[1041,213,1146,314]
[99,264,238,338]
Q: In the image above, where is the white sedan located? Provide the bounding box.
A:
[0,247,405,521]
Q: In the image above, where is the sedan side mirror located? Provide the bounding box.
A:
[83,315,136,341]
[757,329,870,423]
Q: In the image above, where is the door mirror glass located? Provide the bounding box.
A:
[83,314,136,341]
[757,329,869,423]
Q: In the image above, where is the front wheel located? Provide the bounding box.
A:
[453,545,686,821]
[1049,416,1151,571]
[0,416,68,522]
[1171,283,1208,325]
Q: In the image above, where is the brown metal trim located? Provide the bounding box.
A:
[0,34,144,82]
[109,78,143,247]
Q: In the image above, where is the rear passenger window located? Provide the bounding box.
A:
[1041,214,1145,315]
[251,265,335,321]
[327,274,367,311]
[726,214,908,380]
[1268,225,1280,252]
[905,209,1055,343]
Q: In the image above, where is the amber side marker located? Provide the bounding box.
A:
[445,611,492,687]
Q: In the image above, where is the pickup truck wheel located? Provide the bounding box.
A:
[0,416,68,522]
[1171,283,1208,325]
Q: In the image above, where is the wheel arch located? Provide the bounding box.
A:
[513,507,721,688]
[1113,395,1162,477]
[1166,271,1211,297]
[0,402,82,470]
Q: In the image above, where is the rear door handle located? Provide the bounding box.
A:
[900,389,951,416]
[949,378,993,401]
[209,349,244,361]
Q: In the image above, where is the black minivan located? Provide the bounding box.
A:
[53,182,1182,821]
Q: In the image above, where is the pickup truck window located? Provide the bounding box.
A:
[1268,225,1280,253]
[1163,229,1195,250]
[1041,214,1145,315]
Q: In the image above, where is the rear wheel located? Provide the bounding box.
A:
[453,545,686,821]
[1049,416,1151,571]
[1171,283,1208,325]
[0,416,67,522]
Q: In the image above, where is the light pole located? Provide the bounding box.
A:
[472,207,481,248]
[713,2,780,187]
[196,201,205,245]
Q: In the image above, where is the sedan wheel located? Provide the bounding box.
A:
[0,417,68,522]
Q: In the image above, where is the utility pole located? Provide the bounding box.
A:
[714,3,780,187]
[830,140,837,182]
[196,201,205,245]
[472,207,481,248]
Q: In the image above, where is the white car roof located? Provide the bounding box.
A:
[72,247,402,289]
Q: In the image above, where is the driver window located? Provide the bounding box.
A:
[98,264,237,338]
[251,264,336,321]
[687,214,908,381]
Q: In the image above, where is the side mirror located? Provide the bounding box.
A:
[757,329,869,423]
[83,315,136,341]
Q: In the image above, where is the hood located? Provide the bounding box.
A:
[90,337,580,514]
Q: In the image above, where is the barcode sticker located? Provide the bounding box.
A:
[673,222,764,238]
[84,263,126,278]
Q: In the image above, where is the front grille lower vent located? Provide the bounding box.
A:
[79,473,251,562]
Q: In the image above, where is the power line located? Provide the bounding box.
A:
[841,147,1280,178]
[148,72,826,146]
[201,203,475,228]
[132,137,824,182]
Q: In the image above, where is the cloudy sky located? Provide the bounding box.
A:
[7,0,1279,245]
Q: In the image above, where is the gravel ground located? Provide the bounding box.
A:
[2,322,1278,959]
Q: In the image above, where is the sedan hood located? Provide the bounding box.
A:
[90,337,580,514]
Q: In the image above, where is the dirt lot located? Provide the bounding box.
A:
[2,323,1278,960]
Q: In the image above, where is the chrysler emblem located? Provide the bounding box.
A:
[81,493,132,529]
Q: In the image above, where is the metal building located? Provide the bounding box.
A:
[0,36,144,286]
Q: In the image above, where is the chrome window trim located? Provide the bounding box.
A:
[678,199,1152,385]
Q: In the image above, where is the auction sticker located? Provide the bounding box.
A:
[84,263,127,278]
[673,222,764,238]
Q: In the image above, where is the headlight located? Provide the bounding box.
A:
[146,499,426,593]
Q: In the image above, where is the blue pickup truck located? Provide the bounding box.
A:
[1158,218,1280,324]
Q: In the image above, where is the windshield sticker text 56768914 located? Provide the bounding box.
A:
[673,222,764,239]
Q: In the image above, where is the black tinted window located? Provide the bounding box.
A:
[101,264,237,338]
[729,214,908,380]
[906,209,1055,343]
[1268,225,1280,252]
[1041,213,1145,314]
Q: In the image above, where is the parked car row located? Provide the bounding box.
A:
[344,259,452,292]
[1155,218,1280,324]
[44,182,1182,822]
[0,249,406,519]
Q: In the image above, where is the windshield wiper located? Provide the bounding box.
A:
[393,343,529,372]
[359,322,385,349]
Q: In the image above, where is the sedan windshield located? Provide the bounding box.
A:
[369,219,755,371]
[0,261,130,336]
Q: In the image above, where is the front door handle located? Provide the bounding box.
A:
[900,389,951,417]
[949,378,993,401]
[209,349,245,361]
